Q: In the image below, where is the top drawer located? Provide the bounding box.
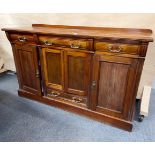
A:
[9,33,35,44]
[38,35,93,50]
[95,41,140,55]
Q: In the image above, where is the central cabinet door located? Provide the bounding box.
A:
[64,50,91,96]
[42,48,64,91]
[41,48,91,102]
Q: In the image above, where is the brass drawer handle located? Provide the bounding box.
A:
[108,45,122,53]
[70,41,81,49]
[70,44,80,49]
[18,36,27,42]
[50,91,60,97]
[44,40,53,46]
[72,97,82,103]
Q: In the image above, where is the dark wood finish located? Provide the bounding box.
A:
[2,24,153,42]
[64,49,91,96]
[91,54,138,120]
[41,48,64,91]
[9,33,35,44]
[2,24,153,131]
[12,44,41,95]
[46,89,88,107]
[95,41,140,55]
[38,35,93,50]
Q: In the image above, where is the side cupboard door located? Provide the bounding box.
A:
[13,44,41,95]
[90,54,138,120]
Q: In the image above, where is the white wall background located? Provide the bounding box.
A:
[0,13,155,98]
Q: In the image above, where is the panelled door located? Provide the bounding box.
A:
[64,49,91,96]
[13,44,41,95]
[41,48,64,91]
[90,54,138,120]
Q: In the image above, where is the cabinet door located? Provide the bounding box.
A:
[13,44,41,95]
[91,54,138,120]
[64,50,91,96]
[41,48,64,91]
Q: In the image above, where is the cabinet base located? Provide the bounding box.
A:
[18,90,133,132]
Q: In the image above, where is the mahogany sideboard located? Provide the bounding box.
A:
[2,24,153,131]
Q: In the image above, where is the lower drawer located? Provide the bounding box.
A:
[46,90,87,106]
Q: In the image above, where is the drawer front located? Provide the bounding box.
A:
[47,90,87,106]
[9,33,35,44]
[95,42,140,55]
[38,35,93,50]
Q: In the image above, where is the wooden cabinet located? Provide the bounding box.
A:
[12,44,41,95]
[2,24,153,131]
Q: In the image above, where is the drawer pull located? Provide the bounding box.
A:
[70,44,80,49]
[18,36,27,42]
[72,97,82,103]
[44,41,53,46]
[108,45,122,53]
[70,41,80,49]
[50,91,60,97]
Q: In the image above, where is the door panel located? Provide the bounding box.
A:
[98,62,129,112]
[14,44,41,95]
[46,52,62,85]
[68,55,85,91]
[41,48,64,91]
[91,54,138,120]
[64,50,91,96]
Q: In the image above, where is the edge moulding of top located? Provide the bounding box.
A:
[32,24,153,35]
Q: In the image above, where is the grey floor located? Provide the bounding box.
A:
[0,72,155,142]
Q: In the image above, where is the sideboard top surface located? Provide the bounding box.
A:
[2,24,153,42]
